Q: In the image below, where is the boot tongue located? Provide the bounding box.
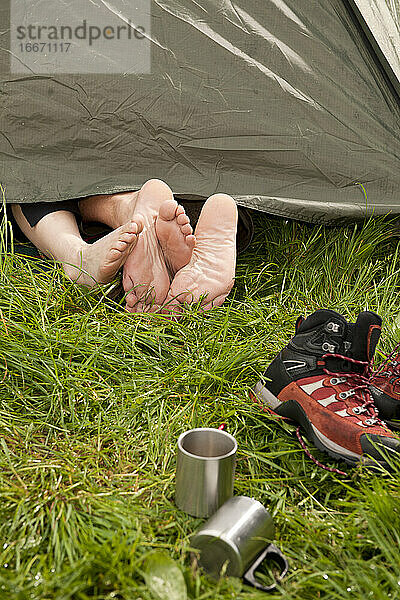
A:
[347,311,382,362]
[296,309,382,372]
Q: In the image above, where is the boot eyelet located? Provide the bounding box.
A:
[322,342,335,352]
[339,392,348,399]
[353,407,362,415]
[326,322,340,333]
[365,418,377,426]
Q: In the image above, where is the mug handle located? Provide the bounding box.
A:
[243,543,289,592]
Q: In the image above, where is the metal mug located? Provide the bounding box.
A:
[191,496,289,592]
[175,428,237,518]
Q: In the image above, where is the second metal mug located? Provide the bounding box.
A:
[191,496,289,592]
[175,428,237,517]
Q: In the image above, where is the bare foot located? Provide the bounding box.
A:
[64,218,143,287]
[160,194,238,315]
[123,179,173,312]
[156,199,196,276]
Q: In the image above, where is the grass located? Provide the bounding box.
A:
[1,207,400,599]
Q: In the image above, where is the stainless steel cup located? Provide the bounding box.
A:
[175,428,237,518]
[191,496,289,592]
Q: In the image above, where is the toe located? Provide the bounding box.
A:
[199,302,213,312]
[127,221,138,234]
[161,301,183,317]
[118,232,137,245]
[113,241,130,253]
[125,291,139,311]
[108,247,125,262]
[146,304,163,313]
[132,216,144,233]
[138,286,156,306]
[212,292,230,306]
[125,290,137,306]
[133,301,145,313]
[166,289,193,305]
[181,223,192,236]
[177,213,190,226]
[186,234,196,249]
[158,199,179,221]
[121,220,139,235]
[199,293,229,312]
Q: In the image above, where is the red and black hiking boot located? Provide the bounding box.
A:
[370,350,400,429]
[254,309,400,468]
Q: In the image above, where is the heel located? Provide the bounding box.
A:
[253,382,282,410]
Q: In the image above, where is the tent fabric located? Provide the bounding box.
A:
[0,0,399,225]
[349,0,400,97]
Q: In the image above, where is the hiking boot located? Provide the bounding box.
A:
[370,352,400,429]
[253,309,400,468]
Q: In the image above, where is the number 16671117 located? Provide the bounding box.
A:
[19,42,71,52]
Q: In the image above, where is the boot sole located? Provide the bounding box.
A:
[254,382,384,468]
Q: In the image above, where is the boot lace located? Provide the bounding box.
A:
[371,341,400,379]
[252,351,388,477]
[251,396,349,477]
[321,352,384,427]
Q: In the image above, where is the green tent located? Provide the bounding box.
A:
[0,0,399,224]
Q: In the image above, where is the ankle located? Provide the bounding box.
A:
[111,192,138,228]
[62,241,91,283]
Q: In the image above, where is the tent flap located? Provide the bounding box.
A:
[0,0,399,224]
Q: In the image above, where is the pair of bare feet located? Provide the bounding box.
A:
[78,180,238,314]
